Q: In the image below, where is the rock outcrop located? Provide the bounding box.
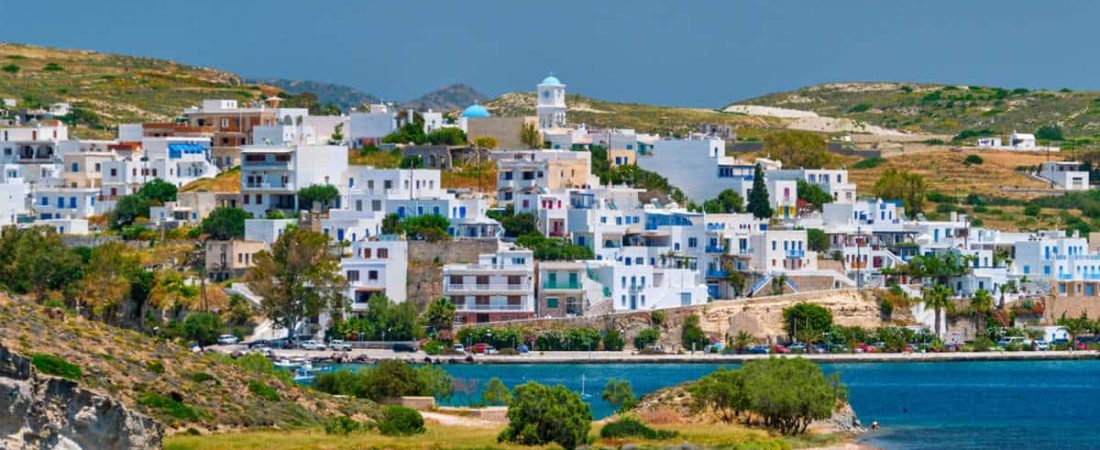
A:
[0,346,163,450]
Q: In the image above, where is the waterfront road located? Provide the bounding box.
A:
[211,346,1100,364]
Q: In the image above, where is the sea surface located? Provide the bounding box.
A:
[329,360,1100,449]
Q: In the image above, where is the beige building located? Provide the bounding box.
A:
[537,261,589,317]
[205,240,266,281]
[61,152,116,188]
[608,148,636,167]
[466,116,537,149]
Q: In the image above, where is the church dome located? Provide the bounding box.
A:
[540,75,563,86]
[461,104,490,118]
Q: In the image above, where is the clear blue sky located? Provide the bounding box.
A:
[1,0,1093,107]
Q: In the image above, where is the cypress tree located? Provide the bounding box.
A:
[747,163,773,219]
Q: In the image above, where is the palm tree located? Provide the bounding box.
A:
[1058,313,1091,349]
[730,331,755,353]
[969,289,994,339]
[923,284,955,338]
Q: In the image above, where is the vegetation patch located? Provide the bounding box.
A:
[600,415,678,440]
[248,380,280,401]
[377,405,425,436]
[138,392,202,421]
[31,353,82,380]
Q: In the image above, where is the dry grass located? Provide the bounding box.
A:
[348,148,401,168]
[441,162,496,193]
[180,167,240,193]
[848,150,1056,200]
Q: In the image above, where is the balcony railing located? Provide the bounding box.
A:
[706,269,729,279]
[444,283,530,292]
[786,250,805,259]
[542,280,582,290]
[457,303,527,311]
[705,244,726,254]
[244,182,289,189]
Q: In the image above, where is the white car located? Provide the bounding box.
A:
[298,340,327,351]
[453,344,466,353]
[329,340,352,351]
[217,334,240,345]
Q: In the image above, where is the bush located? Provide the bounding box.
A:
[681,315,709,351]
[963,154,983,165]
[31,353,82,380]
[138,393,201,421]
[847,102,871,113]
[146,360,165,375]
[189,372,215,383]
[1023,205,1041,217]
[378,405,425,436]
[851,157,885,169]
[313,361,452,401]
[498,382,591,449]
[1036,124,1064,141]
[600,415,677,440]
[602,328,625,351]
[324,416,365,435]
[247,380,280,401]
[181,312,225,346]
[633,328,660,350]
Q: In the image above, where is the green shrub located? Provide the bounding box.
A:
[498,382,591,449]
[146,360,165,375]
[602,328,625,351]
[181,311,224,346]
[378,405,425,436]
[847,102,871,113]
[421,339,446,355]
[600,415,677,440]
[1023,205,1041,216]
[324,416,365,435]
[138,393,201,421]
[248,380,280,401]
[633,328,660,350]
[963,154,983,165]
[189,372,215,383]
[31,353,82,380]
[42,63,63,72]
[851,157,885,169]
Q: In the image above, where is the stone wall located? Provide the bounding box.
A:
[487,289,899,349]
[0,346,163,450]
[406,239,499,308]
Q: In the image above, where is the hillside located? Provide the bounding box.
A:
[402,83,487,112]
[731,82,1100,138]
[249,78,378,111]
[486,92,781,136]
[0,42,267,136]
[0,296,371,432]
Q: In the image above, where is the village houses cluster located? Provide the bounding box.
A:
[1,76,1096,338]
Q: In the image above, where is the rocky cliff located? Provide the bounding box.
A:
[0,347,163,450]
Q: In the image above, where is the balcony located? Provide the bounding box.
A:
[244,181,290,190]
[444,283,530,293]
[542,280,583,290]
[457,303,527,311]
[705,244,726,254]
[786,249,805,259]
[706,269,729,279]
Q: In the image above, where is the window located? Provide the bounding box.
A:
[449,276,463,285]
[346,270,360,282]
[547,297,558,309]
[476,275,489,285]
[688,237,698,248]
[377,248,389,259]
[70,162,78,172]
[368,270,378,281]
[361,248,372,258]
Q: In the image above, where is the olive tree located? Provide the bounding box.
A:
[498,382,591,449]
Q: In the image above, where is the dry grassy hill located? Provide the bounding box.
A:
[0,296,372,433]
[0,42,269,138]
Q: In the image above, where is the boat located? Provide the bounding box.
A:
[273,358,300,370]
[580,373,593,399]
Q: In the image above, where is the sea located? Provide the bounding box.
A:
[329,360,1100,449]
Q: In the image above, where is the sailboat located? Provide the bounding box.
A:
[580,373,593,399]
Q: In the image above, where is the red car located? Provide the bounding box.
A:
[857,343,877,353]
[470,343,497,354]
[772,344,789,354]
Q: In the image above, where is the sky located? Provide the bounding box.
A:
[0,0,1095,107]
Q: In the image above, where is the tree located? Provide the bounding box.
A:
[399,155,425,168]
[923,284,955,338]
[1057,313,1091,348]
[201,207,251,240]
[297,184,340,212]
[473,136,498,149]
[109,195,154,229]
[806,228,829,253]
[516,234,593,261]
[602,328,625,351]
[797,180,832,210]
[501,212,538,238]
[633,328,660,350]
[245,228,347,341]
[422,297,456,337]
[746,164,772,219]
[763,130,835,169]
[730,330,756,353]
[74,242,140,321]
[482,377,512,406]
[1036,124,1064,141]
[969,289,994,338]
[681,315,709,351]
[690,368,750,423]
[872,168,927,216]
[741,357,844,435]
[181,311,225,346]
[0,227,82,300]
[601,378,637,413]
[402,214,451,241]
[339,294,420,341]
[381,213,402,235]
[328,123,344,145]
[383,123,427,145]
[702,189,744,214]
[520,122,542,149]
[498,382,591,450]
[137,178,178,203]
[426,127,467,146]
[782,303,833,342]
[907,252,971,286]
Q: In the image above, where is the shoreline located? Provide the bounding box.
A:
[219,346,1100,364]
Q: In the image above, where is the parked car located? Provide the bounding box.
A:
[391,343,417,353]
[856,343,877,353]
[1033,340,1051,351]
[453,343,466,353]
[746,345,770,354]
[811,344,829,354]
[518,344,529,354]
[329,340,352,351]
[787,343,807,353]
[299,340,327,351]
[216,334,239,345]
[772,344,790,354]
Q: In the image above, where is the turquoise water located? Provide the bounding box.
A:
[332,360,1100,449]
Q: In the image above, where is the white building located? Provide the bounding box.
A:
[239,144,348,217]
[1038,161,1089,190]
[768,169,857,204]
[636,136,728,202]
[536,76,567,130]
[244,218,297,247]
[342,236,408,311]
[444,247,536,324]
[348,104,396,144]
